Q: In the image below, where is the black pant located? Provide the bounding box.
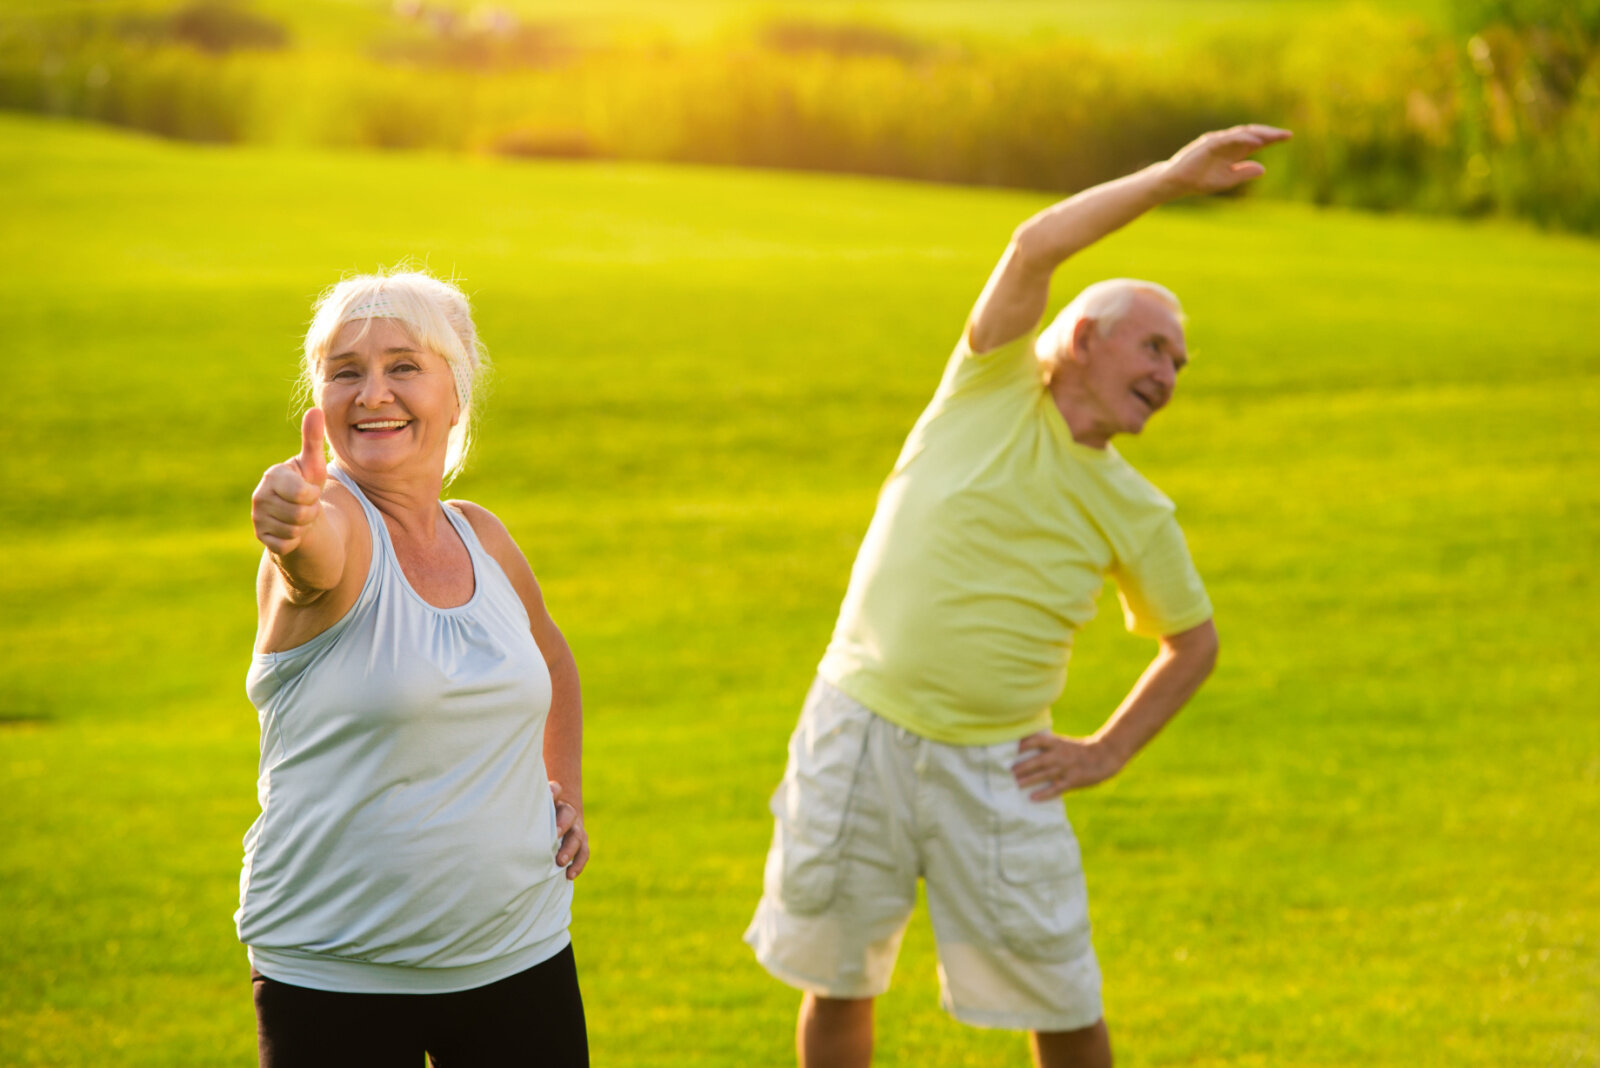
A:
[253,944,588,1067]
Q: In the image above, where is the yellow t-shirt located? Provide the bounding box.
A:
[817,330,1213,745]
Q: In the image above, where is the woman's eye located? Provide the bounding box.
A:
[392,363,420,374]
[332,369,359,381]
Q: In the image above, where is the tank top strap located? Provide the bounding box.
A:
[328,466,397,571]
[440,500,523,613]
[323,466,412,601]
[321,466,390,575]
[440,500,490,565]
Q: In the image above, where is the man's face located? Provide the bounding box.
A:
[1077,292,1188,441]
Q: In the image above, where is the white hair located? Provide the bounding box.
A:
[301,269,490,483]
[1034,278,1185,375]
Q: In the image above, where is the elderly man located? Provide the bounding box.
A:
[745,124,1291,1068]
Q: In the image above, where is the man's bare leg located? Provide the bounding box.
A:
[798,993,874,1068]
[1031,1018,1112,1068]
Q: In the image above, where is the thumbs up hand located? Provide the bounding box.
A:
[294,406,328,489]
[252,408,329,557]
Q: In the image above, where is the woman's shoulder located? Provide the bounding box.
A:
[253,477,376,655]
[446,498,525,565]
[322,477,376,561]
[446,497,503,537]
[446,498,545,614]
[322,474,367,520]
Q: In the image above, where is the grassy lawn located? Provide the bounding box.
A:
[0,112,1595,1065]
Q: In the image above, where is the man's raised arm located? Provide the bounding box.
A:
[965,124,1291,354]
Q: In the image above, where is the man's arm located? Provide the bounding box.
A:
[965,125,1291,354]
[1011,619,1218,800]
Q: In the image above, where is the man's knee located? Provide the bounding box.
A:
[803,992,874,1022]
[1030,1017,1112,1068]
[799,993,875,1068]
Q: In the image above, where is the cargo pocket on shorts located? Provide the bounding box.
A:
[765,681,873,916]
[987,755,1092,963]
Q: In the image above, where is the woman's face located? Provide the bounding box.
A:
[316,317,460,481]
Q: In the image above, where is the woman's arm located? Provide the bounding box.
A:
[252,408,367,653]
[536,611,587,879]
[457,501,590,880]
[252,408,345,595]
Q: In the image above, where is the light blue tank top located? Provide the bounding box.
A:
[238,468,573,994]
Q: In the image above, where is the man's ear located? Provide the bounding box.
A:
[1069,316,1097,362]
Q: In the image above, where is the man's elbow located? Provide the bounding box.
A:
[1008,219,1057,270]
[1169,619,1219,677]
[1198,627,1219,678]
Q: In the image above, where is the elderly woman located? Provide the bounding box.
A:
[239,270,589,1066]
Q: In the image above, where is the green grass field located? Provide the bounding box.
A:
[1,111,1596,1065]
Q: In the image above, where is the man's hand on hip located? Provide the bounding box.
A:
[1011,733,1124,801]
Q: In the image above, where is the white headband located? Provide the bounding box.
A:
[343,300,472,413]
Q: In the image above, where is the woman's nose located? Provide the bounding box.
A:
[356,372,391,407]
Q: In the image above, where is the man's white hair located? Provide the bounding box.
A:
[1034,278,1185,374]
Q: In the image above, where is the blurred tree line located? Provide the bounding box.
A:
[1,0,1595,233]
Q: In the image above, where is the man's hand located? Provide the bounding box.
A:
[1159,124,1292,199]
[1012,621,1219,803]
[1011,732,1124,802]
[252,407,329,557]
[550,780,589,880]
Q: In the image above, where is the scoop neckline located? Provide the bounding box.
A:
[334,469,485,617]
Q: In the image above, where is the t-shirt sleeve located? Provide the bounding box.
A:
[1112,516,1213,638]
[933,328,1041,401]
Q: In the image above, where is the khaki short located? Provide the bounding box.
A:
[743,678,1103,1033]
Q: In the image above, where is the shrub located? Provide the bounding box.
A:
[0,5,1595,233]
[164,1,289,54]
